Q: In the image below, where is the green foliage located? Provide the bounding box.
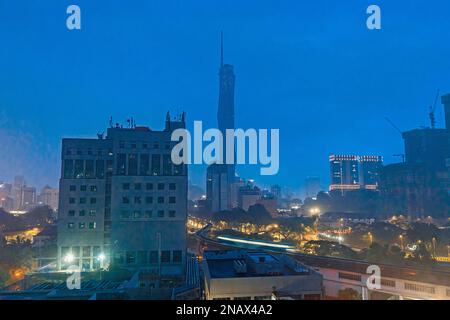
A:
[337,288,361,300]
[303,240,358,259]
[360,242,404,265]
[212,204,273,225]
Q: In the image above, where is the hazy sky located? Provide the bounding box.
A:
[1,0,449,195]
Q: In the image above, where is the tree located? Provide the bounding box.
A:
[406,222,439,243]
[0,265,9,289]
[337,288,361,300]
[303,240,358,259]
[409,242,433,265]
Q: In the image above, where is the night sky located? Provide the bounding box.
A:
[1,0,449,195]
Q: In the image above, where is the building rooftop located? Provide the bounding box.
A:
[204,250,312,279]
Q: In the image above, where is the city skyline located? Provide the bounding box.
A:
[1,1,450,192]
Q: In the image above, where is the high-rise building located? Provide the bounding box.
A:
[38,186,59,211]
[57,114,187,278]
[329,155,383,193]
[206,164,231,213]
[0,182,14,211]
[329,155,360,192]
[359,156,383,189]
[270,184,281,200]
[207,33,237,212]
[380,94,450,219]
[20,186,37,209]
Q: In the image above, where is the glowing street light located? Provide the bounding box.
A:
[368,232,373,245]
[399,235,404,250]
[63,253,75,264]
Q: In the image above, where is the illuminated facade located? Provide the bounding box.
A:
[329,155,383,192]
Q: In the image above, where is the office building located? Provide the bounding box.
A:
[38,186,59,211]
[57,113,188,279]
[329,155,383,192]
[359,156,383,189]
[202,250,323,300]
[329,155,360,192]
[206,164,233,212]
[238,184,261,211]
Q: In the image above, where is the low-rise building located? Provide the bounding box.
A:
[202,250,323,300]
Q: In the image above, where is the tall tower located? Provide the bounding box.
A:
[206,33,237,212]
[217,32,236,181]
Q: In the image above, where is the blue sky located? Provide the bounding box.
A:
[0,0,449,195]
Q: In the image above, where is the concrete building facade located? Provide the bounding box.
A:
[57,114,188,278]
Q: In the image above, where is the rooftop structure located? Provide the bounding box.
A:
[202,250,323,300]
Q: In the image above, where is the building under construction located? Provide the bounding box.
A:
[379,94,450,219]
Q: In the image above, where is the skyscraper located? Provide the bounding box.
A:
[217,32,236,181]
[207,33,237,212]
[57,114,187,278]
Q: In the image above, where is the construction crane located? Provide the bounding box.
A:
[429,89,440,129]
[384,117,405,163]
[384,117,403,135]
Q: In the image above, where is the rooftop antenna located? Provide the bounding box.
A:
[220,31,224,67]
[429,89,440,129]
[109,116,113,128]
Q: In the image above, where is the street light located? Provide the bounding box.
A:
[63,253,75,264]
[368,232,373,245]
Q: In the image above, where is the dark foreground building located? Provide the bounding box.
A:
[57,113,188,281]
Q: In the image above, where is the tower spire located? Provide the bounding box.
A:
[220,31,224,67]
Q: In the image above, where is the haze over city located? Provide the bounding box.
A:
[1,0,450,192]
